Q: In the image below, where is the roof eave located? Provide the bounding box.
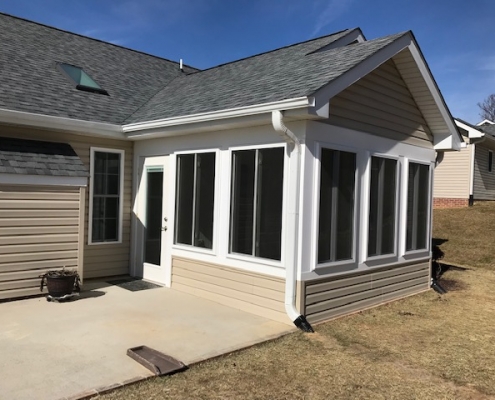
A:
[0,108,125,139]
[123,97,321,139]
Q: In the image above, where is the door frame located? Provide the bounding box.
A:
[131,155,171,286]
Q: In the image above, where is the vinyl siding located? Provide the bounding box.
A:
[171,256,289,324]
[327,59,433,148]
[473,143,495,200]
[303,261,430,324]
[0,125,133,278]
[433,145,471,199]
[0,185,82,300]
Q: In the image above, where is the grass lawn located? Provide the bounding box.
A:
[97,203,495,400]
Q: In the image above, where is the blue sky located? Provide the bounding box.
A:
[0,0,492,123]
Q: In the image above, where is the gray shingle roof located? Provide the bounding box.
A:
[0,137,88,177]
[0,13,197,125]
[126,32,406,123]
[478,123,495,138]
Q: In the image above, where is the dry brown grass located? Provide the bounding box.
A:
[97,204,495,400]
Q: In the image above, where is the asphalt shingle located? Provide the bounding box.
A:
[0,137,88,177]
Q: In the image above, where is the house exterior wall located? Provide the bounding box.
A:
[0,185,84,299]
[473,141,495,200]
[0,125,133,279]
[433,143,471,207]
[303,260,430,324]
[327,59,433,149]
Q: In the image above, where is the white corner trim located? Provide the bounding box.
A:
[88,147,125,245]
[0,108,125,139]
[122,97,315,133]
[0,174,87,186]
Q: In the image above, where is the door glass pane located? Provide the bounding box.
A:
[144,170,163,265]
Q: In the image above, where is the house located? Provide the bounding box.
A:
[434,118,495,208]
[0,13,461,330]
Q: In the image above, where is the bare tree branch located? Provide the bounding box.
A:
[478,94,495,121]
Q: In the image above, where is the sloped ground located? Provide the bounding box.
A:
[98,203,495,400]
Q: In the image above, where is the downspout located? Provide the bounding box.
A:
[271,110,314,333]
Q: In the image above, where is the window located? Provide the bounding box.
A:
[318,148,356,264]
[58,63,108,95]
[90,149,124,243]
[489,150,493,172]
[230,147,284,261]
[368,157,397,257]
[174,152,216,249]
[406,162,430,251]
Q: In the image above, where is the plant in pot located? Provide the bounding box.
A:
[40,267,81,300]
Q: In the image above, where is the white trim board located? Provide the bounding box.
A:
[0,174,87,187]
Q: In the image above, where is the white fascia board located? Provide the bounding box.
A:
[406,41,462,151]
[0,174,87,187]
[123,97,315,136]
[455,119,485,139]
[477,119,495,125]
[0,108,125,139]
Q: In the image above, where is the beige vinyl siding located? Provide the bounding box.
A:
[473,143,495,200]
[0,185,82,300]
[171,257,289,324]
[327,59,433,148]
[0,125,133,278]
[303,261,430,324]
[433,145,472,199]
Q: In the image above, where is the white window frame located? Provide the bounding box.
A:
[88,147,125,245]
[172,148,219,255]
[363,153,401,263]
[402,158,433,256]
[226,143,288,266]
[313,142,359,270]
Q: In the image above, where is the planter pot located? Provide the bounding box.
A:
[46,274,77,297]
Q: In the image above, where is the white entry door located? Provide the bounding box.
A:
[138,156,169,284]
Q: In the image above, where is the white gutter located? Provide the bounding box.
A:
[124,97,314,133]
[0,108,124,138]
[271,110,314,332]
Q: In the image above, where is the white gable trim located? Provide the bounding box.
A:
[455,119,484,139]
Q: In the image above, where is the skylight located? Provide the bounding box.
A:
[58,63,108,95]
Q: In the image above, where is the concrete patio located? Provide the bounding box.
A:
[0,280,294,400]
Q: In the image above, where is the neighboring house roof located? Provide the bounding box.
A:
[0,13,197,125]
[0,137,88,177]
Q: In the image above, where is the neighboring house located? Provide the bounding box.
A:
[0,13,461,329]
[434,118,495,208]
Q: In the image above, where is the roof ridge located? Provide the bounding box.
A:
[0,11,200,71]
[186,28,354,76]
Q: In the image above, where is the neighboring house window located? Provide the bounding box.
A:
[90,148,124,244]
[58,63,109,95]
[318,148,356,264]
[489,150,493,172]
[406,162,430,251]
[174,152,216,249]
[229,147,284,261]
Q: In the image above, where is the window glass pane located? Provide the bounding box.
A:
[406,163,429,251]
[256,148,284,260]
[60,63,102,89]
[335,151,356,261]
[175,154,195,245]
[318,149,356,264]
[194,153,215,249]
[368,157,396,257]
[92,219,104,242]
[230,150,255,255]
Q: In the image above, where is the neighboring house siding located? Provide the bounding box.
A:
[327,59,433,148]
[171,256,289,324]
[303,261,430,324]
[473,144,495,200]
[433,145,471,200]
[0,185,83,299]
[0,125,133,279]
